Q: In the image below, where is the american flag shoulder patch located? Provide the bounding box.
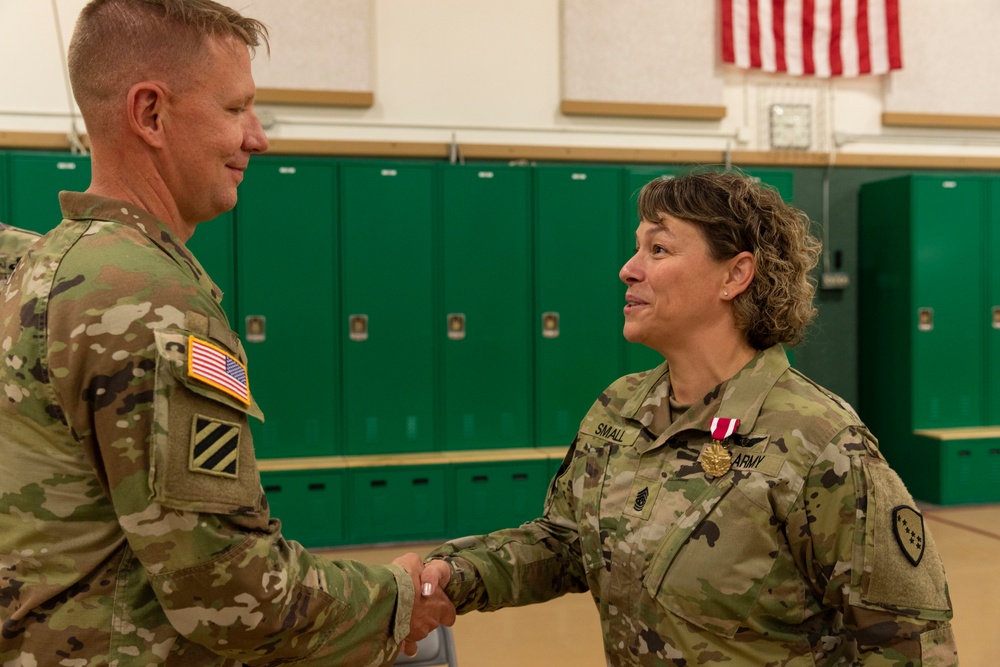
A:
[186,335,250,406]
[190,414,241,478]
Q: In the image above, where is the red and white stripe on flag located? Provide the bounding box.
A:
[187,335,251,406]
[721,0,902,77]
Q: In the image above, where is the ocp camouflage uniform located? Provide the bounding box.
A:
[0,193,413,666]
[0,222,41,281]
[428,344,957,666]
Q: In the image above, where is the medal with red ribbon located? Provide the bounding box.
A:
[700,417,741,478]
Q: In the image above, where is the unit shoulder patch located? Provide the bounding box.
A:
[189,415,241,478]
[891,505,925,566]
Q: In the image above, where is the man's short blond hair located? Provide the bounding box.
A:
[68,0,268,136]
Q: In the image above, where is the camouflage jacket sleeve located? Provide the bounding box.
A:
[33,201,410,665]
[425,444,590,613]
[785,426,957,665]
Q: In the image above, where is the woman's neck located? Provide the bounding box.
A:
[665,336,758,405]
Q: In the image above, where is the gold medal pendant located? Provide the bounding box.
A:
[701,441,732,478]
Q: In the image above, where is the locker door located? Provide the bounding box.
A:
[622,167,676,374]
[988,180,1000,425]
[0,152,9,221]
[187,211,236,326]
[341,162,435,455]
[9,152,92,233]
[441,164,532,450]
[911,176,985,428]
[535,165,624,447]
[748,169,794,203]
[236,157,339,459]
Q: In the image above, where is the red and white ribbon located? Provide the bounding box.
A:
[710,417,740,441]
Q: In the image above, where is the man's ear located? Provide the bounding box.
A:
[722,251,755,298]
[126,82,167,147]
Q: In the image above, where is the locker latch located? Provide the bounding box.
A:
[245,315,266,343]
[349,314,369,341]
[447,313,466,340]
[993,306,1000,330]
[542,312,560,338]
[917,308,934,332]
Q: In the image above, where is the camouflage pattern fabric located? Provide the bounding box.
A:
[428,345,958,666]
[0,193,412,666]
[0,222,42,281]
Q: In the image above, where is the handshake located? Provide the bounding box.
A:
[391,554,455,657]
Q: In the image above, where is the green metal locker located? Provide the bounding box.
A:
[346,465,447,543]
[187,212,237,326]
[748,169,794,203]
[988,180,1000,425]
[910,177,984,428]
[534,165,624,447]
[260,469,345,548]
[440,164,532,450]
[0,152,9,221]
[236,157,339,459]
[451,459,548,535]
[340,162,436,455]
[8,151,92,233]
[860,174,999,505]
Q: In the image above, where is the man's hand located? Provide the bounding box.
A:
[391,553,456,657]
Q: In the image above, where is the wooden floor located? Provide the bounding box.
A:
[318,503,999,667]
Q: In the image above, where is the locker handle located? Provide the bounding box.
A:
[264,485,282,493]
[412,478,429,486]
[542,312,560,338]
[992,306,999,329]
[917,308,933,331]
[990,449,1000,455]
[957,450,972,457]
[56,161,77,170]
[308,483,326,492]
[512,473,528,481]
[370,479,387,488]
[349,314,369,341]
[447,313,466,340]
[472,475,489,483]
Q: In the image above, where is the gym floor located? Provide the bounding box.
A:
[318,503,999,667]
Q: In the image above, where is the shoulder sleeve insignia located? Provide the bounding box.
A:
[190,415,241,478]
[892,505,925,566]
[186,335,250,406]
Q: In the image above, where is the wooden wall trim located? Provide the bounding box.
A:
[255,88,374,108]
[0,131,81,150]
[882,111,1000,131]
[561,99,727,121]
[6,130,1000,170]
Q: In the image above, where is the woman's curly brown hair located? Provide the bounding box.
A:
[637,170,821,349]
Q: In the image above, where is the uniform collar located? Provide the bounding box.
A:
[58,191,223,305]
[624,344,790,454]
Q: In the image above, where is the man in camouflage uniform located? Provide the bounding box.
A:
[0,222,41,281]
[422,171,957,666]
[0,1,453,665]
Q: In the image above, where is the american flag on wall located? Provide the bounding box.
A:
[721,0,902,77]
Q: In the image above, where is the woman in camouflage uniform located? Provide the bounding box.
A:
[422,171,957,666]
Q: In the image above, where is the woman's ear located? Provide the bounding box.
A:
[722,251,755,299]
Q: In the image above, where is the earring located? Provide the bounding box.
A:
[723,291,729,297]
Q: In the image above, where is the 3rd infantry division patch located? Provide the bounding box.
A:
[190,415,241,478]
[892,505,925,566]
